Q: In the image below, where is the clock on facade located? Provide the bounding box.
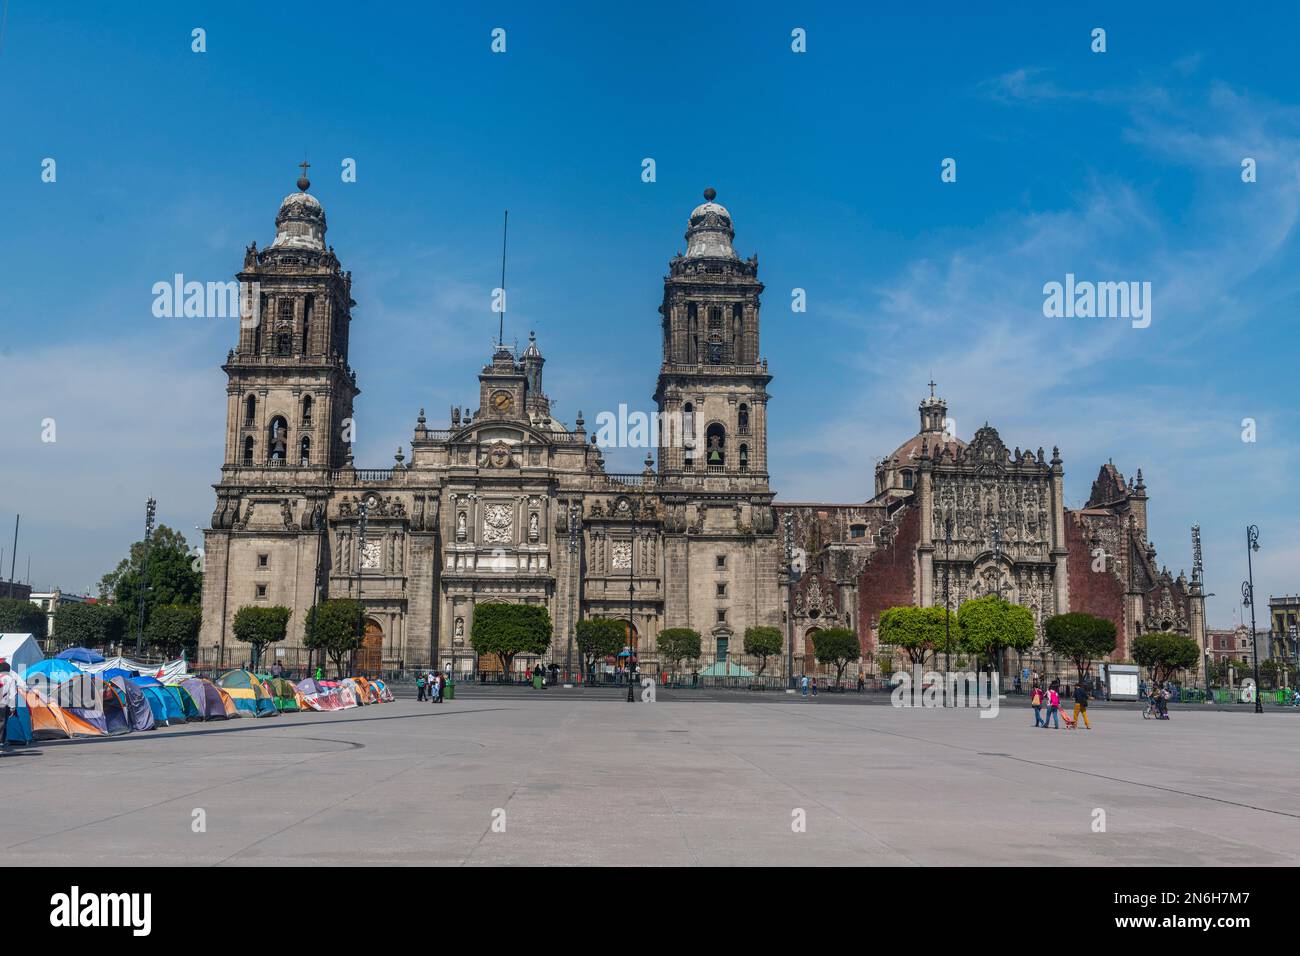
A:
[491,390,514,413]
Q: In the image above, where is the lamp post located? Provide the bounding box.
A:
[784,514,798,688]
[944,512,953,703]
[989,517,1003,679]
[626,496,637,703]
[135,497,156,655]
[1244,524,1262,714]
[355,499,368,679]
[567,500,579,683]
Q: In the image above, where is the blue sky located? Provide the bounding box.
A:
[0,2,1294,627]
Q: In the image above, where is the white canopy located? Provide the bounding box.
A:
[0,634,45,676]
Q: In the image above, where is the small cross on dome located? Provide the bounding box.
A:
[297,160,311,192]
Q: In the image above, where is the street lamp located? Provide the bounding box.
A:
[784,514,798,688]
[1244,524,1262,714]
[944,512,953,702]
[355,499,368,679]
[626,495,637,703]
[135,497,156,655]
[567,500,579,683]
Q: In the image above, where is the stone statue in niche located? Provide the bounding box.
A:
[454,617,465,645]
[457,511,467,540]
[529,512,539,540]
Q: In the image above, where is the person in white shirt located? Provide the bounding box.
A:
[0,661,21,748]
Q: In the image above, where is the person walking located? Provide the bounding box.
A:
[432,673,442,704]
[811,677,819,698]
[416,672,427,702]
[800,674,809,697]
[857,672,866,694]
[1030,684,1044,726]
[1041,685,1060,729]
[1072,682,1092,730]
[0,661,18,750]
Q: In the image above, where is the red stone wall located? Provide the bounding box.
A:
[1065,512,1129,658]
[857,506,920,658]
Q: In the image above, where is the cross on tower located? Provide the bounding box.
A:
[928,377,937,398]
[299,160,311,179]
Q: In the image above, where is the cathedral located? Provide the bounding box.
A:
[198,173,1205,679]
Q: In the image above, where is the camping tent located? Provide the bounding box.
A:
[261,676,301,712]
[24,658,83,685]
[370,678,394,702]
[109,676,157,732]
[340,678,367,706]
[0,634,45,676]
[54,675,131,736]
[56,647,105,664]
[217,670,279,718]
[296,677,346,711]
[178,678,237,720]
[136,682,182,726]
[4,687,106,743]
[163,684,202,721]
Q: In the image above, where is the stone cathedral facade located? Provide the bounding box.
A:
[199,177,781,674]
[200,173,1205,678]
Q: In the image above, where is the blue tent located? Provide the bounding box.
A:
[24,658,82,684]
[137,682,182,725]
[102,667,139,682]
[56,647,105,664]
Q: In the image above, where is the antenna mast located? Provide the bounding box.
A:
[498,210,509,347]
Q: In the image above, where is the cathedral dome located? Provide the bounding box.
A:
[270,176,327,252]
[684,187,738,260]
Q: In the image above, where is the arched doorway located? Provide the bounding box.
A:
[804,627,822,676]
[621,620,639,653]
[354,618,383,675]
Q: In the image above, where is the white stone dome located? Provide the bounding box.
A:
[270,175,327,251]
[683,187,738,260]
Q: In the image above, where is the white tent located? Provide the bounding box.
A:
[82,655,190,683]
[0,634,45,676]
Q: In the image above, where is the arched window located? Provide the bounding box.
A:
[738,403,749,434]
[731,303,743,362]
[302,295,313,355]
[242,436,254,465]
[738,443,749,472]
[686,304,698,364]
[705,422,726,469]
[707,307,724,364]
[683,403,695,469]
[299,435,311,466]
[902,469,914,489]
[268,416,288,461]
[244,394,256,425]
[301,394,313,426]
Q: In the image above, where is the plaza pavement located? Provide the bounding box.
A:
[1,691,1296,866]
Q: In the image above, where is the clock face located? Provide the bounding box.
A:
[491,390,514,413]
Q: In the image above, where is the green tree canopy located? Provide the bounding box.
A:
[878,606,952,666]
[232,605,291,669]
[1044,612,1118,682]
[743,626,783,676]
[100,524,202,635]
[470,603,552,673]
[958,595,1036,671]
[0,597,47,637]
[52,601,127,648]
[143,603,202,658]
[812,627,861,684]
[1132,631,1202,685]
[305,599,364,677]
[575,618,626,673]
[657,627,702,672]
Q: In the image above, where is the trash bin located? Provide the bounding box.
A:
[446,680,455,700]
[533,674,543,690]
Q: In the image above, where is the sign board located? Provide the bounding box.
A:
[1107,664,1140,700]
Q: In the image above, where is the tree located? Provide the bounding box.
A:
[100,524,202,635]
[0,597,47,637]
[657,627,702,675]
[575,618,625,675]
[470,603,552,673]
[875,652,896,677]
[812,627,860,685]
[957,595,1035,675]
[305,599,363,678]
[1132,632,1201,686]
[878,606,951,667]
[1043,612,1118,683]
[743,626,783,676]
[53,601,126,648]
[143,604,202,657]
[232,605,290,670]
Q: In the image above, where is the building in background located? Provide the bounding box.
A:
[28,589,91,645]
[1268,595,1300,660]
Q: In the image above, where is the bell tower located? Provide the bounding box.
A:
[655,188,771,481]
[654,188,780,644]
[222,165,359,473]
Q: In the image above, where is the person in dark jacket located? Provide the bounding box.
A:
[1071,683,1092,729]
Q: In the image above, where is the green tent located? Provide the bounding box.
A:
[260,675,301,712]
